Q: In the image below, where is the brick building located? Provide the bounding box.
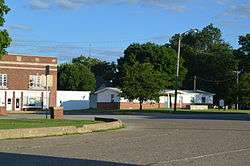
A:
[0,54,57,112]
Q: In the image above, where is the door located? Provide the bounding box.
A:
[6,98,12,111]
[15,98,20,111]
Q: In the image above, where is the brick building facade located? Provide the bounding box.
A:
[0,54,57,111]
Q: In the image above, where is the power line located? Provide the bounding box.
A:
[12,35,171,45]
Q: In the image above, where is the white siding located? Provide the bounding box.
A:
[57,91,90,110]
[96,89,120,103]
[0,90,47,111]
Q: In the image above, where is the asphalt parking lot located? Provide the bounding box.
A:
[0,113,250,166]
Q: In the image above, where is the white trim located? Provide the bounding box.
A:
[0,74,7,88]
[0,66,57,71]
[0,61,57,67]
[8,53,56,59]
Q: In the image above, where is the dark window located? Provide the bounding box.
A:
[202,97,206,103]
[16,99,20,108]
[191,97,195,103]
[8,98,11,104]
[111,94,115,103]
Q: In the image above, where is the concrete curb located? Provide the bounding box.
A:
[0,118,124,140]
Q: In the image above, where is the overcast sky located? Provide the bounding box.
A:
[5,0,250,63]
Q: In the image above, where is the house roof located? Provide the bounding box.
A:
[94,87,215,96]
[162,89,215,95]
[94,87,121,94]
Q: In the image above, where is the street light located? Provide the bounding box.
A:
[174,29,198,112]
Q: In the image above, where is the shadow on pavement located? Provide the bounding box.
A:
[64,111,250,121]
[143,114,250,121]
[0,152,140,166]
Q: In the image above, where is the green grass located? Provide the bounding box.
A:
[64,108,250,115]
[0,119,96,130]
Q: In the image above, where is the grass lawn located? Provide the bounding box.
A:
[0,119,96,130]
[64,108,250,115]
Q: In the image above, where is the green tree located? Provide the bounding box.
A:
[169,24,238,105]
[57,63,96,91]
[121,63,164,110]
[117,43,186,89]
[234,34,250,72]
[72,55,116,88]
[234,34,250,107]
[0,0,11,58]
[239,72,250,106]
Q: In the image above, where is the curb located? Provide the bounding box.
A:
[0,117,124,140]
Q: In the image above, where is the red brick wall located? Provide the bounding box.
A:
[97,102,120,110]
[0,106,7,115]
[50,107,64,119]
[0,54,57,107]
[1,54,57,64]
[172,103,190,109]
[97,102,166,110]
[120,102,165,110]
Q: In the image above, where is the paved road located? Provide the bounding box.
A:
[0,113,250,166]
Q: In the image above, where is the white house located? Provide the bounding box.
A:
[57,91,91,110]
[90,87,165,110]
[161,90,215,109]
[90,87,215,110]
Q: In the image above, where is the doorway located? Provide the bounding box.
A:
[6,98,12,111]
[16,98,20,111]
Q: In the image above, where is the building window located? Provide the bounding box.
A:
[0,74,7,88]
[191,97,195,103]
[202,97,206,103]
[111,94,115,103]
[7,98,11,104]
[29,75,44,89]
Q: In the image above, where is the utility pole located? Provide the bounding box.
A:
[234,71,241,110]
[173,29,198,112]
[45,65,50,119]
[174,34,181,112]
[193,75,197,91]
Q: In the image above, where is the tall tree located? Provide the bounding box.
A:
[57,63,96,91]
[239,72,250,107]
[117,43,186,89]
[73,55,116,88]
[169,24,238,105]
[234,34,250,107]
[0,0,11,58]
[121,63,164,110]
[235,34,250,72]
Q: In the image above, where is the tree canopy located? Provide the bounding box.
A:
[239,72,250,106]
[57,63,96,91]
[121,62,164,110]
[0,0,11,58]
[169,24,238,104]
[234,34,250,107]
[117,43,186,89]
[73,55,116,88]
[116,43,184,109]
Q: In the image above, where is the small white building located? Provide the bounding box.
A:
[161,90,215,109]
[90,87,215,110]
[57,91,91,110]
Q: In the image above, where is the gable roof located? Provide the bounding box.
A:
[162,89,215,95]
[94,87,121,94]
